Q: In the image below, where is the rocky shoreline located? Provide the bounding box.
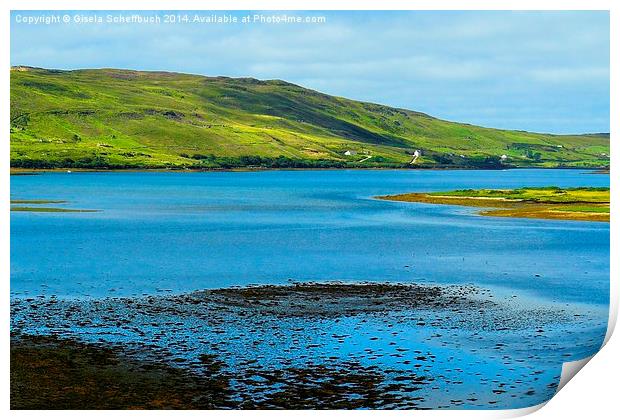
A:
[11,282,607,409]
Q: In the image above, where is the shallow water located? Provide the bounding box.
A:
[10,282,607,409]
[10,169,610,409]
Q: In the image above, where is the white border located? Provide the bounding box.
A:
[2,1,617,418]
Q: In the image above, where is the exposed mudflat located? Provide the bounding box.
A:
[11,282,606,409]
[11,334,232,409]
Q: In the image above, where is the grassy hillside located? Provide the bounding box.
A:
[10,66,610,170]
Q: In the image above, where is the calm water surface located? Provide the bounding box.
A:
[11,169,610,305]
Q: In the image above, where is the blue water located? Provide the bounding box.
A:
[11,169,610,306]
[10,168,610,409]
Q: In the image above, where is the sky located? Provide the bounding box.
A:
[10,10,610,134]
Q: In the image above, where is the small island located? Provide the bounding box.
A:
[10,199,98,213]
[377,187,610,222]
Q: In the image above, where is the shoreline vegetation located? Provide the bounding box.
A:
[9,166,611,175]
[9,159,610,172]
[10,67,609,171]
[377,187,610,222]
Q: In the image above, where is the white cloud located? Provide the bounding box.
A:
[528,67,609,84]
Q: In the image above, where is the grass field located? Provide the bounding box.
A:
[10,66,610,170]
[377,187,610,222]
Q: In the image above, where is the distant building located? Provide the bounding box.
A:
[500,154,508,160]
[344,150,357,156]
[410,150,422,165]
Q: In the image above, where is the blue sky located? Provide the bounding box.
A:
[11,10,609,134]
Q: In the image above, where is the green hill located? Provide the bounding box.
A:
[10,66,610,170]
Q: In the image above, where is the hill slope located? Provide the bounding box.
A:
[10,66,610,169]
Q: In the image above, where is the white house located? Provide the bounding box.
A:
[410,150,422,164]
